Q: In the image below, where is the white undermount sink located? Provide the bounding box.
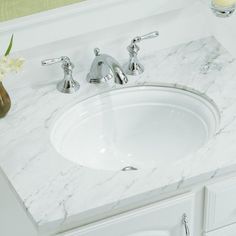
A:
[51,85,220,171]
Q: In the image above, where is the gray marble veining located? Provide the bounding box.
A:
[1,36,236,234]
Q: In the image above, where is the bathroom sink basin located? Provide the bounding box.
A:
[51,85,220,171]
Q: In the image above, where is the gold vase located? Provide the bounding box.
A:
[0,82,11,118]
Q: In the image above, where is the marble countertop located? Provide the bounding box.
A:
[1,36,236,234]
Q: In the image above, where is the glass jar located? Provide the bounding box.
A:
[211,0,236,17]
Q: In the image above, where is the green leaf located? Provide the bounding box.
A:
[4,34,14,56]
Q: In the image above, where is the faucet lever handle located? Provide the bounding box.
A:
[41,56,79,94]
[41,57,63,66]
[94,48,101,56]
[132,31,159,44]
[41,56,72,67]
[125,30,159,76]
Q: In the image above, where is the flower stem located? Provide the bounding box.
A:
[4,34,14,56]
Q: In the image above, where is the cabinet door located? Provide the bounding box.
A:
[61,193,194,236]
[204,223,236,236]
[205,177,236,231]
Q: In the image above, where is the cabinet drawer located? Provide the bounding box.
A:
[60,193,194,236]
[205,177,236,231]
[204,223,236,236]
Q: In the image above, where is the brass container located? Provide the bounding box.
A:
[0,82,11,118]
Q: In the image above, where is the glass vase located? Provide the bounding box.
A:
[0,82,11,118]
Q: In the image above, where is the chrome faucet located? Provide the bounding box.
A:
[41,56,80,94]
[87,48,128,85]
[125,31,159,75]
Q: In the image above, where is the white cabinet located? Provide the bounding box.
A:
[61,193,194,236]
[204,223,236,236]
[204,177,236,232]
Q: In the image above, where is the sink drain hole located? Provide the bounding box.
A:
[121,166,138,172]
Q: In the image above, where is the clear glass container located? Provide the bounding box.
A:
[0,82,11,118]
[211,0,236,17]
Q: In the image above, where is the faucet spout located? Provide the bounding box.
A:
[87,48,128,85]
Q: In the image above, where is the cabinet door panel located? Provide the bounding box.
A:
[205,177,236,231]
[127,231,169,236]
[61,193,194,236]
[205,223,236,236]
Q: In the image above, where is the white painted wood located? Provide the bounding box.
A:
[58,193,195,236]
[192,187,205,236]
[0,0,195,53]
[204,177,236,232]
[0,167,38,236]
[204,223,236,236]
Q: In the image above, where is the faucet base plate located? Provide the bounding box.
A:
[125,62,144,76]
[57,79,80,94]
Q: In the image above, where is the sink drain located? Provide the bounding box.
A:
[121,166,138,172]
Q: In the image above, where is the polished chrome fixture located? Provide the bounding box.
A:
[87,48,128,85]
[125,31,159,76]
[121,166,138,172]
[41,56,80,94]
[182,213,190,236]
[211,0,235,17]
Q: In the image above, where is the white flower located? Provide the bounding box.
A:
[8,58,25,72]
[0,68,6,82]
[0,56,24,81]
[0,57,8,82]
[0,57,9,69]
